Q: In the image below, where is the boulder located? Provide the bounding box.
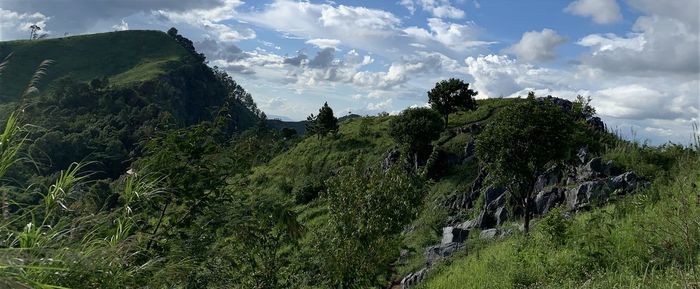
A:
[494,206,509,226]
[611,171,640,194]
[480,228,499,240]
[565,179,611,210]
[484,186,506,208]
[457,213,483,230]
[577,147,590,164]
[577,157,608,180]
[535,187,563,216]
[401,267,429,289]
[534,165,562,192]
[586,116,606,132]
[425,242,463,265]
[441,226,469,245]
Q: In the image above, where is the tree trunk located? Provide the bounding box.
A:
[444,114,449,129]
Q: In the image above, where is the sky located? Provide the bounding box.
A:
[0,0,698,144]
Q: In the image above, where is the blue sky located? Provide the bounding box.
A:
[0,0,698,144]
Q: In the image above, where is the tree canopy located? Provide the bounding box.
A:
[428,78,478,127]
[389,107,444,168]
[306,102,339,138]
[476,95,576,232]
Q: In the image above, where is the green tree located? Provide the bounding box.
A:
[428,78,478,127]
[306,102,338,139]
[476,96,576,233]
[319,164,424,288]
[388,107,443,169]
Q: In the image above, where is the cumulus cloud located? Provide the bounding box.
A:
[403,18,493,52]
[593,85,684,119]
[0,8,50,40]
[565,0,622,24]
[112,19,129,31]
[577,1,699,75]
[0,0,235,40]
[306,38,341,49]
[240,1,489,60]
[400,0,465,19]
[503,29,566,62]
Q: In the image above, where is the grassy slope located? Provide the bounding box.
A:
[0,30,190,99]
[418,150,699,288]
[245,99,518,281]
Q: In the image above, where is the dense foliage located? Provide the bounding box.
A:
[389,107,444,168]
[306,102,339,138]
[476,94,577,232]
[427,78,477,127]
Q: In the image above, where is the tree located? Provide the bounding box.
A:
[475,96,576,233]
[29,24,41,40]
[306,102,338,139]
[319,164,424,288]
[428,78,478,127]
[388,107,443,169]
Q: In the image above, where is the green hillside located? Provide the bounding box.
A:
[0,30,259,179]
[0,30,191,100]
[0,30,697,289]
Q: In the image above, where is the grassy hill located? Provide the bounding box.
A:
[0,30,191,100]
[0,30,258,178]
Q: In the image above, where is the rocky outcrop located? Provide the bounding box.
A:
[400,267,429,289]
[400,147,648,289]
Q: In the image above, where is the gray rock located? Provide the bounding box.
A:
[535,187,563,216]
[577,147,590,164]
[577,157,608,180]
[565,179,611,210]
[401,267,429,289]
[586,116,606,132]
[441,226,469,245]
[611,171,640,194]
[534,165,562,192]
[495,206,509,226]
[425,242,463,265]
[463,139,476,163]
[484,186,506,208]
[480,229,499,240]
[457,214,483,230]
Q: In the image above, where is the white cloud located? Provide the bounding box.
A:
[626,0,699,32]
[404,18,493,52]
[577,5,699,74]
[241,1,489,60]
[593,85,680,119]
[153,0,255,42]
[503,28,566,62]
[464,54,569,98]
[400,0,465,19]
[0,8,50,40]
[565,0,622,24]
[112,19,129,31]
[306,38,342,49]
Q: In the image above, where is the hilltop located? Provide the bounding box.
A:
[0,30,195,100]
[0,30,259,178]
